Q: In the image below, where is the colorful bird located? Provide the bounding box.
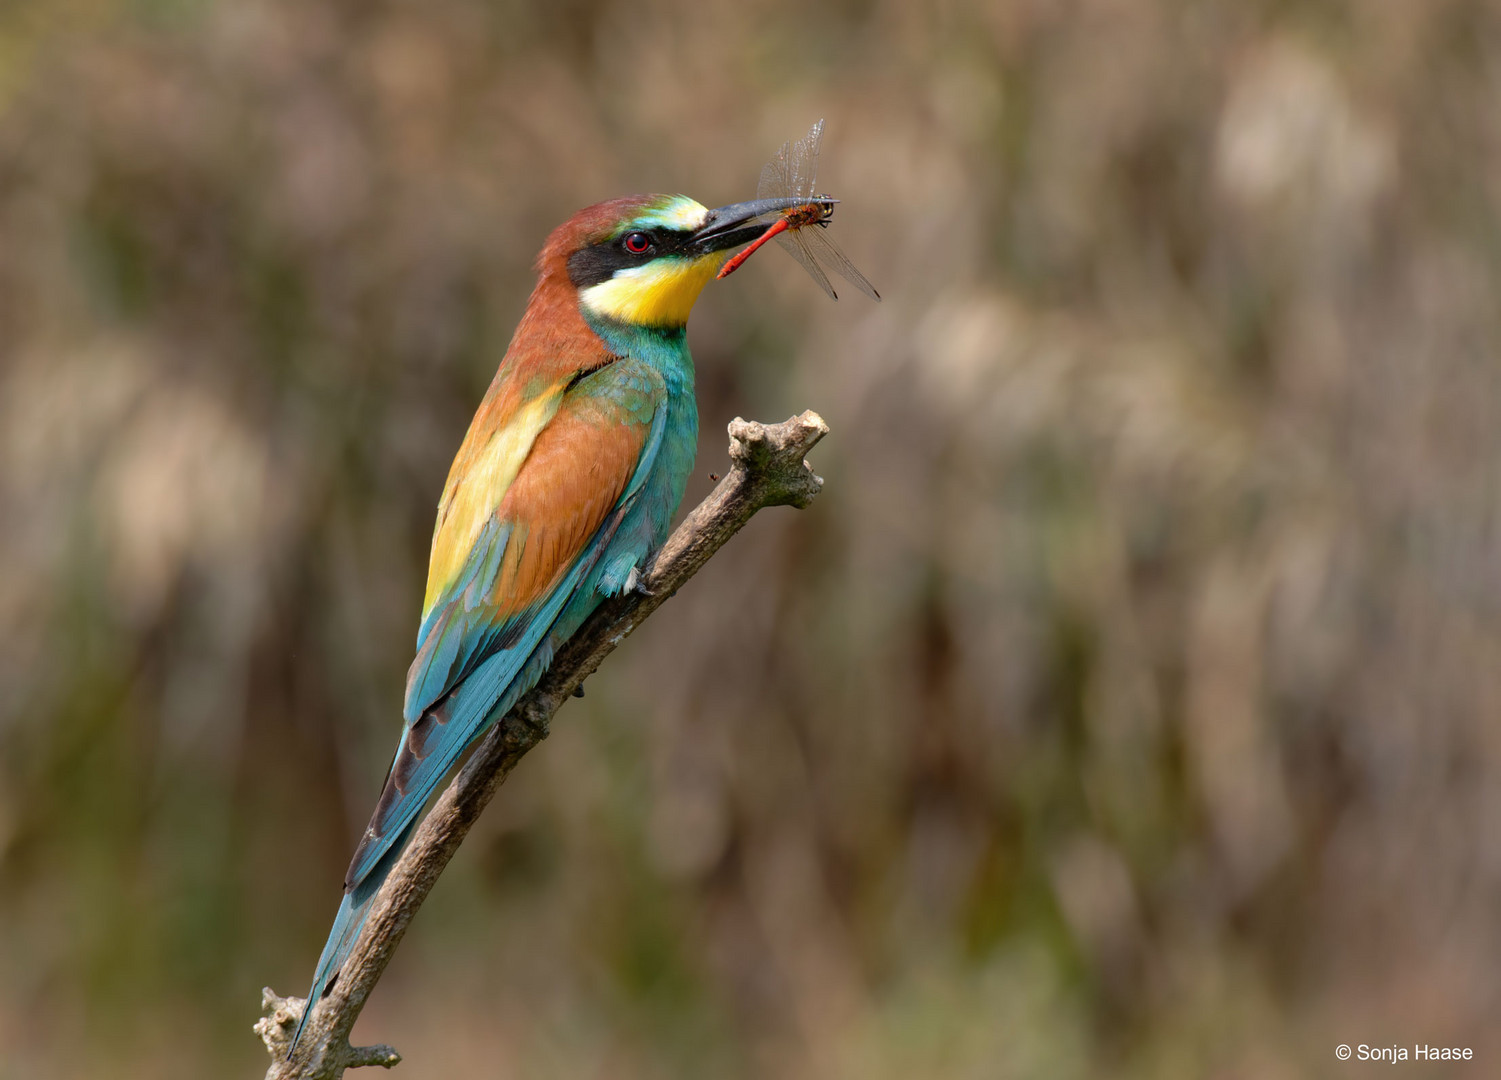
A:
[290,191,823,1055]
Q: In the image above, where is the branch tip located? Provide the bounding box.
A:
[345,1044,402,1069]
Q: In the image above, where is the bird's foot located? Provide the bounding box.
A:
[624,566,655,597]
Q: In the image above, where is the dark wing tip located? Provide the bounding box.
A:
[345,696,456,889]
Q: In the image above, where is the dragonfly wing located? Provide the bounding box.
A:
[791,118,824,201]
[756,131,794,201]
[755,157,787,205]
[775,230,839,300]
[758,118,824,202]
[802,225,881,302]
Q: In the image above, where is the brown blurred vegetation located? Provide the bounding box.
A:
[2,0,1500,1077]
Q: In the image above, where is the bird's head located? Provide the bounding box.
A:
[540,193,828,330]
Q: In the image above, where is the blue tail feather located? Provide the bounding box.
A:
[287,524,621,1059]
[287,816,418,1058]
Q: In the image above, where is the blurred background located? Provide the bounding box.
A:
[2,0,1499,1076]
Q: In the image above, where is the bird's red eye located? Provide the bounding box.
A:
[624,232,651,254]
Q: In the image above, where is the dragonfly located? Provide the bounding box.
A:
[716,119,881,302]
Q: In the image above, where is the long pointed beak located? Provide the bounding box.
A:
[690,196,838,254]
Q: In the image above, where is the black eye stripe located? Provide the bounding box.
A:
[566,227,695,289]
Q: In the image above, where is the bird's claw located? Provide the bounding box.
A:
[624,566,655,597]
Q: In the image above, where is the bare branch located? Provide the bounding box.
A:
[258,412,830,1079]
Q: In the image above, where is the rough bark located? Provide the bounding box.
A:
[256,412,829,1079]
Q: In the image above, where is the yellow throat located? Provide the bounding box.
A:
[578,251,729,328]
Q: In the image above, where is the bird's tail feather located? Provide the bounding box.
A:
[287,816,418,1058]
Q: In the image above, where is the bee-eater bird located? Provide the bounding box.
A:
[290,192,825,1054]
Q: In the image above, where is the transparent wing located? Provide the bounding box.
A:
[775,230,839,300]
[756,142,791,201]
[786,118,823,199]
[800,224,881,302]
[757,118,823,202]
